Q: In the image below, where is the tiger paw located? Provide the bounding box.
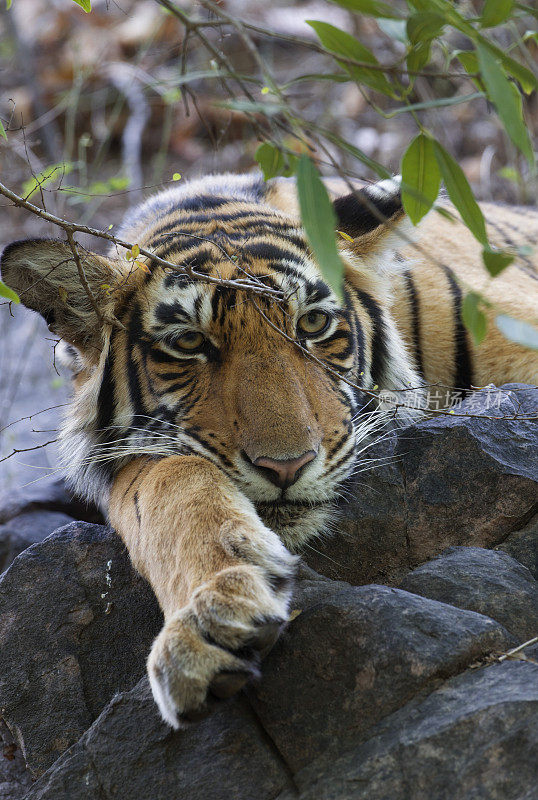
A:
[147,561,295,728]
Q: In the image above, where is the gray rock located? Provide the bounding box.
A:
[24,680,293,800]
[305,431,409,586]
[287,661,538,800]
[0,522,162,776]
[0,721,33,800]
[0,476,102,526]
[497,515,538,579]
[0,511,74,573]
[246,579,512,773]
[304,384,538,584]
[0,524,515,795]
[399,385,538,567]
[400,546,538,642]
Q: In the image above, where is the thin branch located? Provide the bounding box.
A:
[160,7,478,80]
[0,179,285,303]
[0,404,70,435]
[0,439,57,465]
[497,636,538,662]
[65,230,111,328]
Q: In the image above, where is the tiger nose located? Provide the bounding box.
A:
[252,451,317,489]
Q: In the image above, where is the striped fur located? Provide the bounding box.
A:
[2,171,537,726]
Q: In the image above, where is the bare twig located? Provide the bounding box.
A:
[0,439,57,465]
[0,404,70,435]
[0,179,285,303]
[65,230,112,328]
[498,636,538,662]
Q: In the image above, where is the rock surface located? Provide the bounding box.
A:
[4,550,517,800]
[246,578,512,774]
[497,515,538,579]
[0,511,74,573]
[304,384,538,585]
[0,382,536,799]
[0,721,33,800]
[282,661,538,800]
[400,546,538,642]
[0,477,102,527]
[0,523,162,776]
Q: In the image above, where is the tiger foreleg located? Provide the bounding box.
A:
[108,455,297,728]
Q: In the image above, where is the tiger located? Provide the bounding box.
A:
[1,171,537,729]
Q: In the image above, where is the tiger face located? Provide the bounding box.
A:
[0,174,423,549]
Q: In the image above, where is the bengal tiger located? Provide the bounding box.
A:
[1,172,537,728]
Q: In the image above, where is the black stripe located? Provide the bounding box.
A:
[133,491,141,526]
[441,265,473,390]
[326,431,349,461]
[155,378,196,396]
[348,294,365,382]
[154,300,191,325]
[176,195,229,212]
[324,447,354,480]
[305,279,332,305]
[403,270,424,376]
[333,190,402,238]
[353,288,388,387]
[184,428,235,469]
[96,345,115,436]
[127,304,149,425]
[317,331,354,361]
[260,259,305,281]
[242,241,305,262]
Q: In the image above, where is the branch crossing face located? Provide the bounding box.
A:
[1,170,537,726]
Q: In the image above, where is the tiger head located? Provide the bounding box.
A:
[1,174,423,549]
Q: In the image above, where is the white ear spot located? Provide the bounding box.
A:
[368,175,402,198]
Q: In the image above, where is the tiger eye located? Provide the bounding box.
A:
[297,310,330,337]
[175,331,205,352]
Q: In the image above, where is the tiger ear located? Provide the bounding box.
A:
[333,177,411,273]
[0,238,124,350]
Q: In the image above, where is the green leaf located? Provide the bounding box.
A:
[455,50,479,74]
[72,0,91,11]
[482,248,514,276]
[296,155,344,300]
[407,0,536,93]
[327,0,403,18]
[481,0,513,27]
[21,162,74,200]
[0,119,6,140]
[405,11,446,73]
[306,20,395,96]
[406,41,432,74]
[0,279,20,304]
[495,314,538,350]
[478,38,537,94]
[283,73,350,87]
[256,143,285,180]
[497,166,520,182]
[407,12,445,45]
[255,143,297,180]
[432,140,488,247]
[401,134,441,224]
[462,292,488,345]
[476,42,534,165]
[6,0,12,10]
[386,91,484,117]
